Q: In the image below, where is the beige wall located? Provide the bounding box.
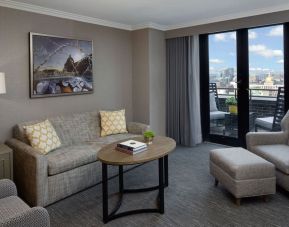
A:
[149,29,166,135]
[132,29,166,135]
[166,10,289,38]
[0,7,133,142]
[132,29,150,124]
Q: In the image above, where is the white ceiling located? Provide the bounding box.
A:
[1,0,289,30]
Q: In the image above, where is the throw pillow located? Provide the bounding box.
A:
[210,92,218,112]
[100,109,128,137]
[23,119,61,154]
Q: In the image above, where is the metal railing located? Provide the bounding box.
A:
[216,87,279,100]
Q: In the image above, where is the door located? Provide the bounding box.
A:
[200,24,288,147]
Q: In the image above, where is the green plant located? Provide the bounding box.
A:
[225,97,237,105]
[143,130,155,138]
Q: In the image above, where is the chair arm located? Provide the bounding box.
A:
[246,131,288,150]
[127,122,150,135]
[0,179,17,199]
[5,139,48,207]
[0,207,50,227]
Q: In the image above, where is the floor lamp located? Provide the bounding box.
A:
[0,72,6,95]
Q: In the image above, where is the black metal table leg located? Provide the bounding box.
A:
[164,155,168,187]
[159,157,164,214]
[119,166,123,193]
[102,163,108,223]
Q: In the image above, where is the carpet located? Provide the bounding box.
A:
[47,142,289,227]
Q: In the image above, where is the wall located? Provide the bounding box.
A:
[131,29,150,124]
[166,10,289,38]
[132,29,166,135]
[149,29,166,135]
[0,7,133,142]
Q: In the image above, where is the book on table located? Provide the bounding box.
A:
[116,140,147,155]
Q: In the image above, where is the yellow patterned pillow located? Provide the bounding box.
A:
[100,109,128,137]
[23,120,61,154]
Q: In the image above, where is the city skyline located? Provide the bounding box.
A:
[209,25,284,75]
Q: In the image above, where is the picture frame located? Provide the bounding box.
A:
[29,32,93,98]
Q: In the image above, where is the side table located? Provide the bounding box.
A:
[0,144,13,180]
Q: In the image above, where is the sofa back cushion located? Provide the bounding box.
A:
[14,111,101,146]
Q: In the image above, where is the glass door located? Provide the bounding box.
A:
[208,31,239,140]
[248,25,285,132]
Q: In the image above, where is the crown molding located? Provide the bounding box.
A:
[166,3,289,30]
[0,0,132,30]
[131,22,167,31]
[1,0,289,32]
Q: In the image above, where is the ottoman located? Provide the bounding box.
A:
[210,147,276,205]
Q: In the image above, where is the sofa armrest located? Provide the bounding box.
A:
[246,131,288,150]
[0,207,50,227]
[127,122,150,135]
[5,139,48,207]
[0,179,17,199]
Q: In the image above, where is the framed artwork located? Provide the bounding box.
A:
[29,32,93,98]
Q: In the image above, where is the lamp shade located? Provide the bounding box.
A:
[0,72,6,94]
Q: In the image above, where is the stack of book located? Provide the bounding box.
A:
[116,140,147,155]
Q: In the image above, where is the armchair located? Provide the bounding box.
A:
[247,110,289,191]
[0,179,50,227]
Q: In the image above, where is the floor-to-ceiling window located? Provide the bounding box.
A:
[201,24,288,146]
[248,25,284,131]
[209,31,238,138]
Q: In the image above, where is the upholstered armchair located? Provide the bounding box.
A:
[0,179,50,227]
[246,110,289,191]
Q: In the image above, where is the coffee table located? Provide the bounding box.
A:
[97,136,176,223]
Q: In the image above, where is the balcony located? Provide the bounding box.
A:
[210,88,283,137]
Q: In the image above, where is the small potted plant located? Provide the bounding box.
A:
[143,130,155,144]
[225,97,238,114]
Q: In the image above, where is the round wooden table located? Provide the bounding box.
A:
[97,136,176,223]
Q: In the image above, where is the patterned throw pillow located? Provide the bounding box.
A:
[23,119,61,154]
[100,109,128,137]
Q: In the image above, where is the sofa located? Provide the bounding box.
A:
[246,110,289,191]
[6,111,149,207]
[0,179,50,227]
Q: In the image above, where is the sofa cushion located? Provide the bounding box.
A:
[100,109,128,137]
[255,117,273,130]
[47,144,102,176]
[252,144,289,174]
[210,147,275,180]
[23,119,61,154]
[14,111,101,145]
[94,133,140,145]
[0,196,30,221]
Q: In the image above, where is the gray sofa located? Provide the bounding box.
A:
[0,179,50,227]
[6,111,149,207]
[247,110,289,191]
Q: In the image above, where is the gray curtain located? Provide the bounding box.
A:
[166,36,202,146]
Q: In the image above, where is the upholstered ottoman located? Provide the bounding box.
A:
[210,147,276,205]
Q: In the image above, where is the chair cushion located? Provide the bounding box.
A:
[210,147,275,180]
[47,144,102,176]
[210,111,226,120]
[209,92,218,112]
[255,117,273,130]
[252,144,289,174]
[0,196,30,221]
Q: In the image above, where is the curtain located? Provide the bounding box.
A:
[166,36,202,146]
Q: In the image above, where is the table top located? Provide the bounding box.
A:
[97,136,176,165]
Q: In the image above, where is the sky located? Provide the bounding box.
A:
[33,35,92,71]
[209,25,284,75]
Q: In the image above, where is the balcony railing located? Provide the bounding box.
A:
[217,87,279,100]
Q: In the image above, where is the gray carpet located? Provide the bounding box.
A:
[47,143,289,227]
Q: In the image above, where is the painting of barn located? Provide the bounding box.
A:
[30,33,93,98]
